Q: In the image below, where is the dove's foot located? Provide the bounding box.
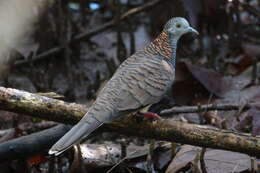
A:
[138,112,161,119]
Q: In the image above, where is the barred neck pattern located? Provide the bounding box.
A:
[145,31,178,68]
[145,31,172,58]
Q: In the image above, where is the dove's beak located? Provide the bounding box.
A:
[188,27,199,35]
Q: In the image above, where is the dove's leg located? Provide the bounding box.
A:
[138,111,161,119]
[136,105,161,119]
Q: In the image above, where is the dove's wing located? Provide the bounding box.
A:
[108,51,175,113]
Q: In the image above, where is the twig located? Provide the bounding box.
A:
[106,150,139,173]
[0,86,259,158]
[200,148,207,173]
[160,103,252,115]
[146,139,155,173]
[251,56,258,85]
[14,0,164,66]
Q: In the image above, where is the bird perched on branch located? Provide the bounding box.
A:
[49,17,198,156]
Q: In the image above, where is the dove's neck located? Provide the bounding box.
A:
[145,31,178,68]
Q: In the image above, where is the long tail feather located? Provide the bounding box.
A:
[49,116,102,156]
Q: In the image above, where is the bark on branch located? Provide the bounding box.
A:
[0,87,260,158]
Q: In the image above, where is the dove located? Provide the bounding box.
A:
[49,17,198,156]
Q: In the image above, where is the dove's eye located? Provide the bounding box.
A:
[176,24,181,28]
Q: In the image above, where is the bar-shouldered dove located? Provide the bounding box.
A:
[49,17,198,156]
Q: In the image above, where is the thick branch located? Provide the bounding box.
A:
[0,125,71,162]
[160,103,252,115]
[14,0,163,66]
[0,87,260,157]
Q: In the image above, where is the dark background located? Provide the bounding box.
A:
[0,0,259,172]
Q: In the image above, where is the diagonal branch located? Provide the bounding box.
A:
[0,86,259,158]
[14,0,164,66]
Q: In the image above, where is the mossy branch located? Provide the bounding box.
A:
[0,87,259,157]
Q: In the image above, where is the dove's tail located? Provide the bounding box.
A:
[48,115,103,156]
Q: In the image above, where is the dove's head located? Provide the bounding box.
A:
[164,17,198,39]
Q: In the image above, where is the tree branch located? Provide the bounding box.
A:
[0,86,259,158]
[14,0,164,66]
[0,124,71,162]
[160,103,252,115]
